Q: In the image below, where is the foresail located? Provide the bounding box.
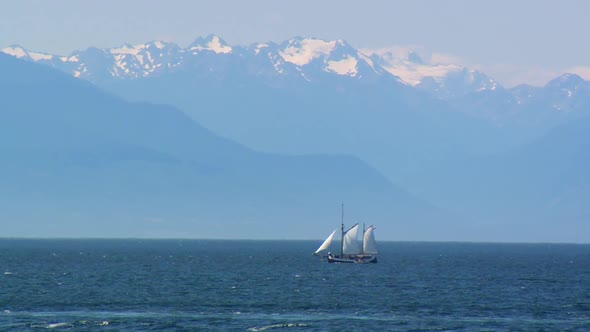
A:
[343,224,361,255]
[363,226,378,254]
[314,229,336,254]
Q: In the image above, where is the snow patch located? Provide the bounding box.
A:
[28,52,53,61]
[113,54,128,73]
[487,79,498,91]
[273,62,284,74]
[1,46,28,58]
[146,51,154,64]
[326,56,358,76]
[357,52,376,71]
[255,43,269,55]
[136,54,145,65]
[60,55,79,63]
[153,41,166,49]
[267,53,285,74]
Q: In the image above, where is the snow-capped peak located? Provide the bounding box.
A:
[546,73,584,89]
[464,69,499,92]
[279,37,338,66]
[189,35,232,54]
[1,45,54,61]
[275,37,377,78]
[362,47,461,86]
[543,73,589,104]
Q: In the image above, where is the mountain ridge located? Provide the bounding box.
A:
[4,35,589,116]
[0,36,509,93]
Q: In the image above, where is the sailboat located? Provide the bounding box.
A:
[313,204,378,264]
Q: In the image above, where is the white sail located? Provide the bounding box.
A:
[314,229,336,254]
[343,224,361,255]
[363,225,378,254]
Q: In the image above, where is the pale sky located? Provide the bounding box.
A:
[1,0,589,86]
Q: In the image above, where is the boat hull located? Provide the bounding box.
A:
[327,254,377,264]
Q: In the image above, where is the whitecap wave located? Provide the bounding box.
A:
[248,323,309,331]
[47,322,72,328]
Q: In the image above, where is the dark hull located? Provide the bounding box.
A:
[327,254,377,264]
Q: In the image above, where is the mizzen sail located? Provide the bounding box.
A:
[363,225,378,254]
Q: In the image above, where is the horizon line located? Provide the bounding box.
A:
[0,237,588,245]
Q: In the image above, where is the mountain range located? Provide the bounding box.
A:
[2,36,589,242]
[4,35,589,108]
[4,35,588,137]
[0,52,449,240]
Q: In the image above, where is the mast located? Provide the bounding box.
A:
[340,203,344,258]
[363,223,366,254]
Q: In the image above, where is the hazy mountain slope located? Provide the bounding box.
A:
[0,53,448,240]
[404,116,590,242]
[102,60,509,188]
[5,37,590,184]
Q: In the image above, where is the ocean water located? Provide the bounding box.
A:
[0,240,589,331]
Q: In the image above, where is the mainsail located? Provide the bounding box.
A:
[363,225,378,254]
[342,224,361,255]
[314,229,336,255]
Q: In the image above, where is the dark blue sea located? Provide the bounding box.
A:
[0,240,589,331]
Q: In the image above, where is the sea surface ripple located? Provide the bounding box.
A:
[0,240,589,331]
